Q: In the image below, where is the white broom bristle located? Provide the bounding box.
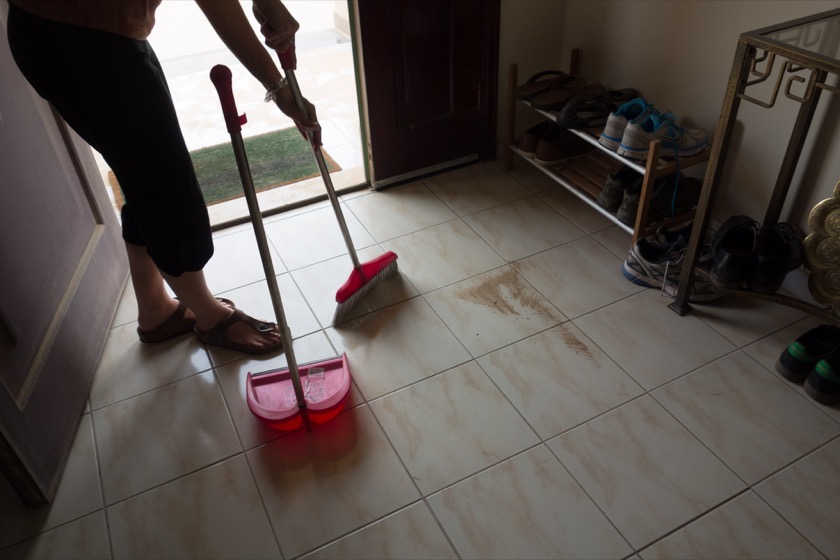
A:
[332,260,399,325]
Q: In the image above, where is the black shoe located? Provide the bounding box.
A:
[710,215,760,289]
[805,347,840,405]
[597,165,642,213]
[748,223,804,294]
[776,324,840,382]
[555,88,639,129]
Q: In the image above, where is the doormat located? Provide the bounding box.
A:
[108,127,340,209]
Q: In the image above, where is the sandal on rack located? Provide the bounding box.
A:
[514,70,574,101]
[194,308,283,355]
[137,297,235,343]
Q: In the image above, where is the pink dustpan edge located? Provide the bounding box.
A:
[246,354,351,426]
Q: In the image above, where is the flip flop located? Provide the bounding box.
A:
[514,70,573,101]
[137,297,235,343]
[194,308,283,355]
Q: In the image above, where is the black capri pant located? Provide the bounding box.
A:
[7,2,213,276]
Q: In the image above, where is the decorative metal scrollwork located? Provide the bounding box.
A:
[806,180,840,314]
[738,50,820,108]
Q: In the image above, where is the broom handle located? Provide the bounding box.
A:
[210,65,309,429]
[278,50,363,271]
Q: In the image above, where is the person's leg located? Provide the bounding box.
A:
[161,270,281,350]
[127,242,278,348]
[125,242,179,333]
[8,6,280,352]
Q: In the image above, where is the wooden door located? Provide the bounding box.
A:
[0,4,128,504]
[357,0,499,187]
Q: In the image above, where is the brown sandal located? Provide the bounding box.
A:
[194,308,283,355]
[137,298,235,343]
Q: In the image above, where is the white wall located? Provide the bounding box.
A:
[558,0,840,226]
[498,0,567,153]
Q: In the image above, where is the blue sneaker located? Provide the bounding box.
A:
[618,112,708,160]
[599,98,656,151]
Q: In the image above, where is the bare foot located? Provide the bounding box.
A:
[195,306,283,354]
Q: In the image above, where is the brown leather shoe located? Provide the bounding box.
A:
[533,129,593,166]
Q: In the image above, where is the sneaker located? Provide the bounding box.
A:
[651,221,694,246]
[805,348,840,405]
[776,324,840,383]
[599,97,656,151]
[623,235,724,302]
[617,112,708,160]
[597,165,642,212]
[518,120,555,158]
[615,174,701,226]
[534,128,594,166]
[555,88,638,130]
[622,235,687,289]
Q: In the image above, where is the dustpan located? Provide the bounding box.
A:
[247,354,351,431]
[210,64,351,432]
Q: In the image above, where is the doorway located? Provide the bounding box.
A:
[90,0,367,229]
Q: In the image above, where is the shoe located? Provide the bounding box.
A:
[518,120,555,158]
[514,70,573,101]
[194,308,283,355]
[748,223,804,294]
[555,88,639,129]
[617,112,708,160]
[599,97,657,151]
[530,79,597,111]
[597,165,642,212]
[533,128,594,166]
[805,349,840,405]
[623,235,687,289]
[623,235,724,302]
[651,221,694,246]
[615,174,701,226]
[776,324,840,382]
[137,298,235,343]
[710,215,760,289]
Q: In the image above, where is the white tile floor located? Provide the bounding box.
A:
[2,159,840,559]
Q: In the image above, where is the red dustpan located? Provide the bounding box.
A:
[210,64,351,432]
[247,354,351,431]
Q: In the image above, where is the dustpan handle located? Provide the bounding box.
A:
[209,65,247,134]
[210,64,310,428]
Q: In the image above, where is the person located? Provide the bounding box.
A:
[6,0,321,354]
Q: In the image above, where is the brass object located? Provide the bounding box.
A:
[805,180,840,310]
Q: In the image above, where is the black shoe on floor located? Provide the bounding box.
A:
[748,222,804,294]
[776,324,840,383]
[710,215,760,289]
[805,347,840,405]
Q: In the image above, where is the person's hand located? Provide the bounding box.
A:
[273,86,322,146]
[252,0,299,53]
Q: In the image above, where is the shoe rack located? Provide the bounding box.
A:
[505,53,710,244]
[669,8,840,325]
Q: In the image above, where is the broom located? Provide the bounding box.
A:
[277,48,399,325]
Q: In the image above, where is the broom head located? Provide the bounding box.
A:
[333,251,399,324]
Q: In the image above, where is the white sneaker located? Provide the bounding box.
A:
[617,112,708,160]
[599,97,655,151]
